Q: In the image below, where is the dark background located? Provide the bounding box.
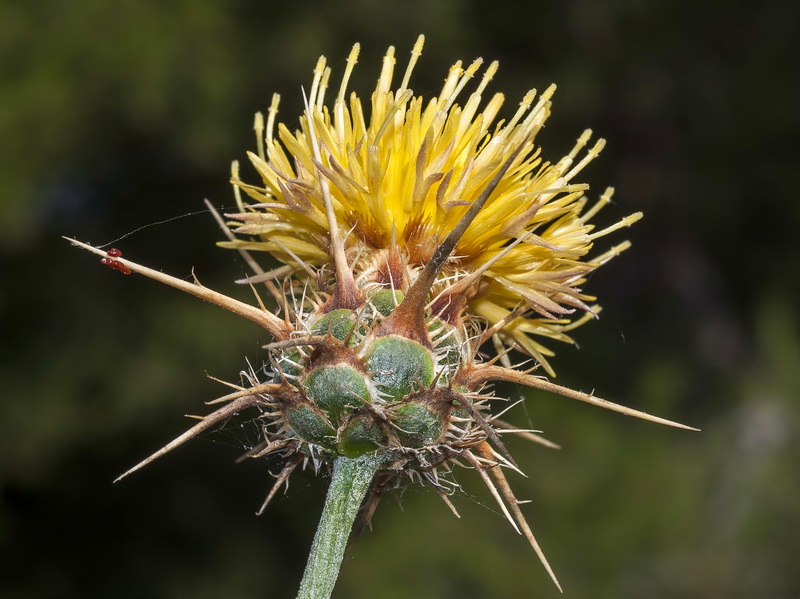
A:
[1,1,798,597]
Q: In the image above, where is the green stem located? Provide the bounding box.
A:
[296,453,384,599]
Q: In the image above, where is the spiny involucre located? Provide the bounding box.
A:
[68,35,696,596]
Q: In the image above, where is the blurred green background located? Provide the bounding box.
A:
[1,1,797,597]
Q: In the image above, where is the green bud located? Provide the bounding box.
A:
[285,404,336,448]
[311,309,357,343]
[370,289,405,316]
[336,414,387,458]
[304,364,371,426]
[276,349,305,378]
[390,401,445,447]
[428,317,462,369]
[364,335,434,401]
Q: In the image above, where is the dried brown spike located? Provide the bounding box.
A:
[114,392,267,482]
[65,237,291,340]
[461,364,700,431]
[475,442,562,592]
[257,455,303,515]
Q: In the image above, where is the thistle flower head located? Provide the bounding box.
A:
[67,35,695,597]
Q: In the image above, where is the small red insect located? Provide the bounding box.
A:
[106,248,123,257]
[100,255,131,275]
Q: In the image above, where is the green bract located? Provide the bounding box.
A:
[364,335,434,401]
[337,414,387,458]
[304,364,371,426]
[390,401,444,447]
[370,288,404,316]
[285,404,336,448]
[311,309,357,342]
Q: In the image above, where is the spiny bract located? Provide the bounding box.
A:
[68,35,695,593]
